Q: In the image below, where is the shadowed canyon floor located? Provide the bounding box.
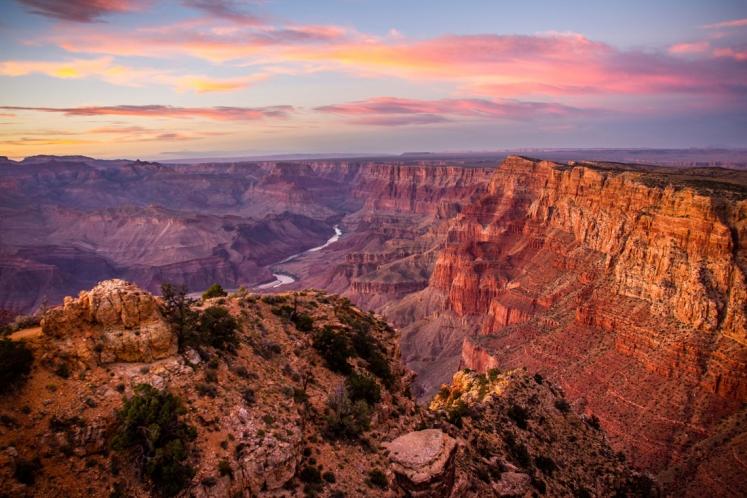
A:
[2,153,747,495]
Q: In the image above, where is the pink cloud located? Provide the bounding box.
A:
[703,18,747,30]
[316,96,591,126]
[669,41,711,55]
[18,0,144,22]
[0,105,294,121]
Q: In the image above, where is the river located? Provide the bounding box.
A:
[255,224,342,289]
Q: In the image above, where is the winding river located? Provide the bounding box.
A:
[256,225,342,289]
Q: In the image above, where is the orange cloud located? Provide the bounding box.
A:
[0,105,295,121]
[0,57,265,92]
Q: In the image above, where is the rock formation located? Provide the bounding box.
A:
[385,429,457,497]
[41,279,177,363]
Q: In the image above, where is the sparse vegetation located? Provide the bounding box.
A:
[345,372,381,406]
[507,404,530,429]
[367,469,388,489]
[324,385,371,439]
[111,384,196,497]
[0,338,33,394]
[313,326,352,374]
[13,456,42,485]
[202,283,227,300]
[198,306,238,351]
[555,398,571,413]
[291,312,314,332]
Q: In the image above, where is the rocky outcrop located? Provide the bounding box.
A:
[41,279,177,363]
[385,429,457,497]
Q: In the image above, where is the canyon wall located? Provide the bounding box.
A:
[408,156,747,482]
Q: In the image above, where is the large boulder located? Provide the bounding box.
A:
[384,429,458,497]
[41,279,177,363]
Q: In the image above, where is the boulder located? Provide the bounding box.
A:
[41,279,177,363]
[384,429,457,497]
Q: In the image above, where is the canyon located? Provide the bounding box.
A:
[2,152,747,495]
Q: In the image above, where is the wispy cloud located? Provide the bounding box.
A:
[316,96,592,126]
[702,18,747,30]
[17,0,144,22]
[182,0,263,25]
[1,105,295,120]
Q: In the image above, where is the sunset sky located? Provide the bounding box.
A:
[0,0,745,159]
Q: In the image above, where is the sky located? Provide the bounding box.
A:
[0,0,745,159]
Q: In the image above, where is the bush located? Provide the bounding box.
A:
[446,399,471,427]
[198,306,238,351]
[535,455,557,475]
[324,385,370,439]
[587,414,601,431]
[112,384,196,497]
[299,465,322,484]
[507,404,529,430]
[218,459,233,479]
[0,338,33,394]
[202,284,227,300]
[322,471,336,483]
[554,398,570,413]
[160,283,199,350]
[13,456,41,485]
[367,469,388,489]
[346,373,381,406]
[313,327,352,374]
[351,325,393,387]
[291,313,314,332]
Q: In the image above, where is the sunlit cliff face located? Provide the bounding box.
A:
[1,0,746,159]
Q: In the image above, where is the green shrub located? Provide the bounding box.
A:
[345,373,381,406]
[507,404,529,430]
[322,471,336,483]
[202,284,227,300]
[218,459,233,479]
[313,327,352,374]
[111,384,196,497]
[0,338,33,394]
[198,306,238,351]
[554,398,570,413]
[446,399,471,427]
[587,414,601,431]
[487,368,500,382]
[367,469,388,489]
[13,456,41,485]
[535,455,557,475]
[324,386,370,439]
[291,313,314,332]
[299,465,322,484]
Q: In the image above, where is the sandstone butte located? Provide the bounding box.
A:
[0,280,652,497]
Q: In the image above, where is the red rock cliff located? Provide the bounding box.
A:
[426,156,747,474]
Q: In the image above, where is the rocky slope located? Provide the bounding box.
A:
[0,280,648,497]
